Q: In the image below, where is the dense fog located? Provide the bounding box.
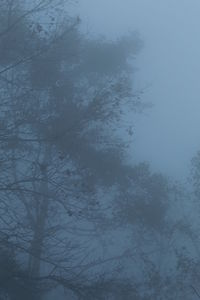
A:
[1,1,200,299]
[78,0,200,180]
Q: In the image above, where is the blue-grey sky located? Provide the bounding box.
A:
[75,0,200,180]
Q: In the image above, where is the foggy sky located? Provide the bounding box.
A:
[76,0,200,180]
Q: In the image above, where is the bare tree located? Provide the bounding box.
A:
[0,1,145,298]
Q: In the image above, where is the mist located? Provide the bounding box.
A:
[77,0,200,180]
[1,1,200,299]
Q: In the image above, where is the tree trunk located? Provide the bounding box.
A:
[28,146,51,280]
